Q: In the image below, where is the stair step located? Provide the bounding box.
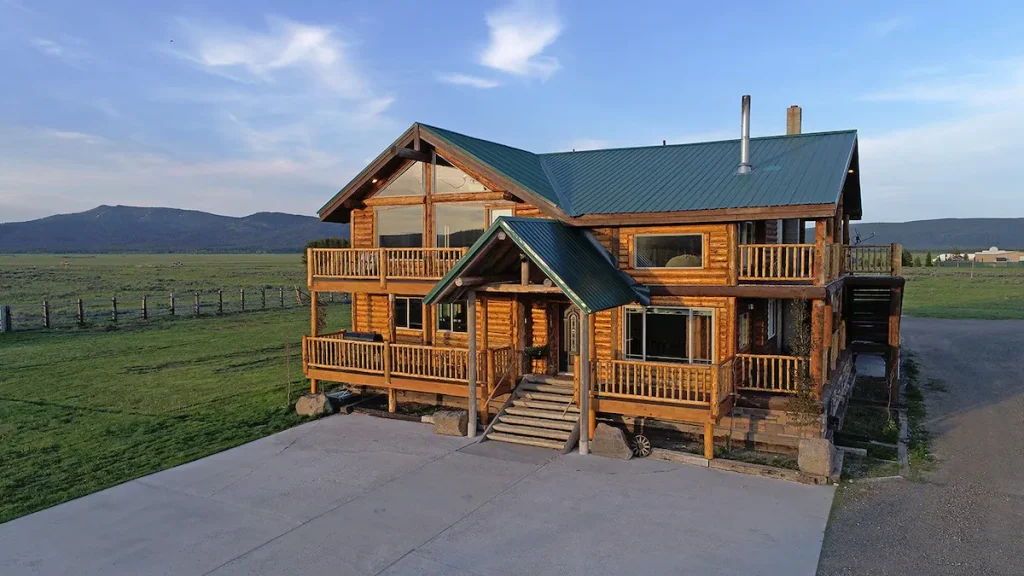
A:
[492,423,571,441]
[498,415,576,431]
[519,382,574,395]
[486,432,564,450]
[518,391,575,403]
[523,374,570,386]
[512,399,580,412]
[504,407,579,422]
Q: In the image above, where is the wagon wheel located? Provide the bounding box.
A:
[631,434,652,457]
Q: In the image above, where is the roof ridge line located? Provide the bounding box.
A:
[538,129,858,157]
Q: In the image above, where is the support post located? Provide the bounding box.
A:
[142,295,148,320]
[467,290,478,438]
[279,287,285,308]
[111,297,118,323]
[843,214,851,245]
[887,286,903,406]
[240,288,245,312]
[520,256,529,285]
[310,289,319,395]
[385,341,394,412]
[891,243,902,276]
[810,299,825,395]
[379,248,388,289]
[77,299,85,326]
[579,310,591,455]
[704,421,715,460]
[262,288,267,309]
[42,300,50,329]
[169,293,175,316]
[388,388,397,413]
[0,305,11,333]
[194,292,200,316]
[218,290,223,315]
[813,219,827,283]
[387,293,396,342]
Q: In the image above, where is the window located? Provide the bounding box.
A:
[767,299,777,339]
[437,302,468,333]
[776,219,784,244]
[623,307,713,364]
[377,205,423,248]
[634,234,703,268]
[395,297,423,330]
[434,164,489,194]
[738,312,751,350]
[489,207,514,224]
[738,221,755,245]
[375,163,425,197]
[435,203,486,248]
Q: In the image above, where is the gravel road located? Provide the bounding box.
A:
[817,317,1024,575]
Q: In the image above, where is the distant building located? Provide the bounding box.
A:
[972,246,1024,264]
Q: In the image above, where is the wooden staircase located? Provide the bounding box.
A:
[847,284,897,349]
[483,375,580,452]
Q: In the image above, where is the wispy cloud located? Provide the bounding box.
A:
[870,16,905,38]
[437,72,500,89]
[564,138,613,151]
[30,36,87,63]
[31,37,63,56]
[480,0,561,79]
[859,57,1024,107]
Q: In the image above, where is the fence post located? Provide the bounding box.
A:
[240,288,245,312]
[111,297,118,323]
[194,292,200,316]
[279,287,285,308]
[261,288,266,309]
[218,290,223,315]
[170,293,176,316]
[77,299,85,326]
[142,295,148,320]
[0,305,10,333]
[42,299,50,329]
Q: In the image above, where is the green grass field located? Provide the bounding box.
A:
[902,266,1024,319]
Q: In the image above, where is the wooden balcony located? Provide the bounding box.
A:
[737,242,902,285]
[739,244,817,282]
[734,353,808,394]
[307,247,467,293]
[302,336,515,399]
[591,358,734,422]
[842,244,902,276]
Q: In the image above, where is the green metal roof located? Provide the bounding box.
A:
[420,124,857,216]
[425,217,648,314]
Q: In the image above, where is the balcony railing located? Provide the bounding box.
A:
[592,358,733,410]
[842,244,901,276]
[303,336,514,389]
[738,244,817,281]
[734,353,808,394]
[308,247,467,284]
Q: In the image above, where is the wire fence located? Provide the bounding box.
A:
[0,287,350,333]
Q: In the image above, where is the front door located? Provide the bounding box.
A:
[557,304,579,375]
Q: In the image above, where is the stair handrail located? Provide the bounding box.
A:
[482,350,521,409]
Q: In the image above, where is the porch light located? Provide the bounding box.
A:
[371,178,379,184]
[848,169,855,174]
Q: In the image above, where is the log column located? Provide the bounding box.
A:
[810,299,825,396]
[579,309,591,455]
[887,286,903,406]
[309,290,319,394]
[467,290,478,438]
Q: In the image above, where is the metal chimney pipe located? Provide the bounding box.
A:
[737,95,752,175]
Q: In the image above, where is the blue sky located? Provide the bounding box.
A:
[1,0,1022,223]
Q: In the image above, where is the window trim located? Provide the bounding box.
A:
[767,299,777,339]
[622,305,715,365]
[632,233,705,269]
[738,312,751,350]
[436,301,468,334]
[394,297,423,331]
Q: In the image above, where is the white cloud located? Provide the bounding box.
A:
[480,0,561,79]
[870,17,905,38]
[437,73,500,89]
[31,37,63,56]
[857,58,1024,221]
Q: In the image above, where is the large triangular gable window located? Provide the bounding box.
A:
[434,160,489,195]
[375,162,425,198]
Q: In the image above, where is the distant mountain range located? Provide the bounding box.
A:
[849,219,1024,251]
[0,205,349,253]
[1,207,1019,254]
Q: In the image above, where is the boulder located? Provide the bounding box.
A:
[591,423,633,460]
[798,437,836,477]
[433,410,468,436]
[295,393,334,417]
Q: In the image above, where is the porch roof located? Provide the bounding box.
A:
[425,217,649,314]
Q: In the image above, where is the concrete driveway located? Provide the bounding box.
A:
[1,413,833,576]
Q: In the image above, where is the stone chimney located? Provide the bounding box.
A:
[786,105,802,135]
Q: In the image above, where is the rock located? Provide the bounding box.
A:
[295,393,334,417]
[591,423,633,460]
[433,410,468,436]
[798,437,836,477]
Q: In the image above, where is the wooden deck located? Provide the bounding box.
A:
[307,247,467,293]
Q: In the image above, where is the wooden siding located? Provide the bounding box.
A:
[352,207,374,249]
[618,224,733,286]
[529,300,549,373]
[513,203,548,218]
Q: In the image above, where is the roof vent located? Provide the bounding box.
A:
[737,95,752,175]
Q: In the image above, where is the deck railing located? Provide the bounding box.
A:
[304,337,385,373]
[592,359,721,406]
[308,247,467,283]
[734,353,808,394]
[842,243,901,276]
[738,244,817,281]
[390,343,475,382]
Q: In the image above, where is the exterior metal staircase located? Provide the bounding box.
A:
[482,375,580,452]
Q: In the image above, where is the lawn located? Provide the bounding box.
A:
[901,266,1024,319]
[0,305,350,523]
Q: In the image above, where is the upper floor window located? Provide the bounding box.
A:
[634,234,703,268]
[377,205,423,248]
[489,207,513,224]
[434,164,489,195]
[436,203,486,248]
[437,302,468,333]
[375,162,425,198]
[395,297,423,330]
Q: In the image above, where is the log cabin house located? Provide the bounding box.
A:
[303,96,903,465]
